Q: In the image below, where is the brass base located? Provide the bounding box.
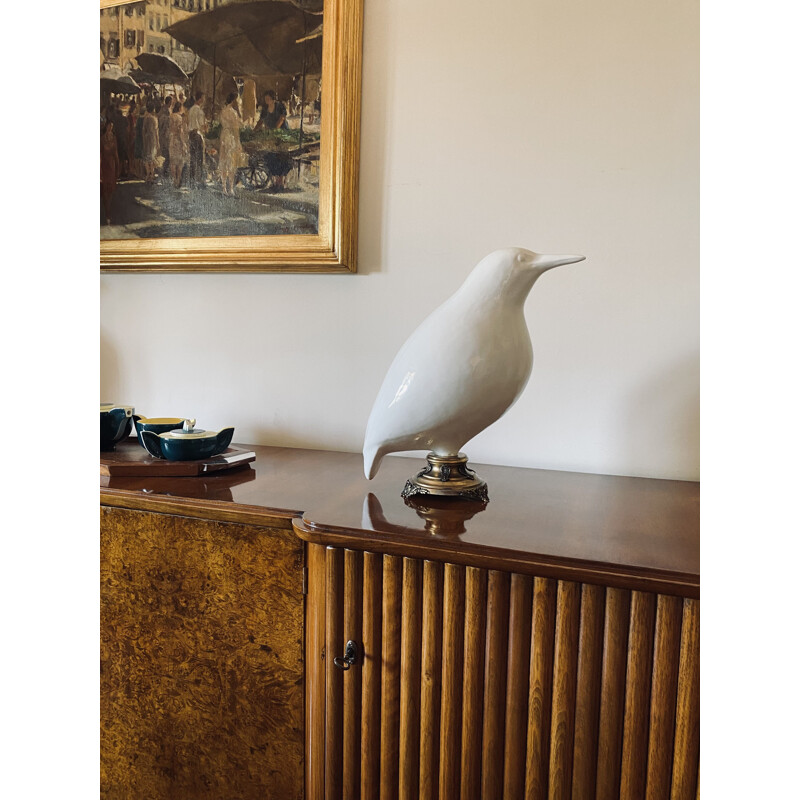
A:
[401,453,490,503]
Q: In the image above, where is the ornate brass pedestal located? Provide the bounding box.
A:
[401,453,489,503]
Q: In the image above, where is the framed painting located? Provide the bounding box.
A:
[100,0,362,272]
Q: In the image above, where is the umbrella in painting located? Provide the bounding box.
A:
[100,67,140,95]
[296,22,323,44]
[133,52,190,83]
[286,0,323,11]
[164,0,322,79]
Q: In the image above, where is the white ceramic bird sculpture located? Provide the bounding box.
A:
[363,247,585,496]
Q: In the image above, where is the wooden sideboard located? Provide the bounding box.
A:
[100,442,699,800]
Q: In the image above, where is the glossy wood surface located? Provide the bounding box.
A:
[100,444,256,476]
[101,506,304,800]
[101,442,699,799]
[102,442,699,597]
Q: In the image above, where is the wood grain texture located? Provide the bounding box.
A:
[525,576,557,800]
[438,563,465,800]
[294,454,699,598]
[503,573,534,798]
[571,583,606,800]
[460,567,488,800]
[343,549,364,800]
[595,587,632,800]
[103,442,699,597]
[399,558,423,800]
[620,591,657,800]
[420,560,444,800]
[306,548,697,800]
[100,506,304,800]
[645,594,683,800]
[360,551,384,799]
[548,581,582,800]
[481,570,511,799]
[325,547,345,800]
[670,599,700,800]
[306,543,327,800]
[380,555,403,800]
[100,444,255,477]
[102,445,699,800]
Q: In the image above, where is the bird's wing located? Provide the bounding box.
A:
[364,301,528,475]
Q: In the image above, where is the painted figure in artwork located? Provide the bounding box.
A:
[100,120,120,225]
[169,101,189,188]
[256,89,293,190]
[256,89,289,132]
[100,0,322,239]
[141,103,160,184]
[219,93,242,197]
[188,91,207,188]
[158,96,173,179]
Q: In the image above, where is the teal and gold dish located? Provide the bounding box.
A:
[133,416,186,449]
[140,419,235,461]
[100,403,135,451]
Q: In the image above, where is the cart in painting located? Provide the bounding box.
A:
[237,132,319,190]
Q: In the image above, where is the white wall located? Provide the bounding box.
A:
[100,0,699,481]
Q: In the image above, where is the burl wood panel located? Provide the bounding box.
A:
[100,506,305,800]
[307,548,699,800]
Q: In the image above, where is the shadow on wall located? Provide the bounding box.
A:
[619,353,699,480]
[352,3,396,276]
[100,328,120,403]
[246,426,338,451]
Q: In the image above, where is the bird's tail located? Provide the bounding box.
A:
[363,443,385,480]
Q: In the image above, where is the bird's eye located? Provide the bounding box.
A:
[516,254,524,263]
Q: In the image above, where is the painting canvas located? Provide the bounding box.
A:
[100,0,362,272]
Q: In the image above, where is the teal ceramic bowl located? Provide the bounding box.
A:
[133,416,186,449]
[100,404,134,451]
[141,421,234,461]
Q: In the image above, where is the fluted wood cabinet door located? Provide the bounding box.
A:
[306,544,699,800]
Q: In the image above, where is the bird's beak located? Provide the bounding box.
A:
[532,253,586,271]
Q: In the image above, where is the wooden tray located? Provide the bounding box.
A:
[101,438,256,477]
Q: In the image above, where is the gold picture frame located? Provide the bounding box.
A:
[100,0,362,273]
